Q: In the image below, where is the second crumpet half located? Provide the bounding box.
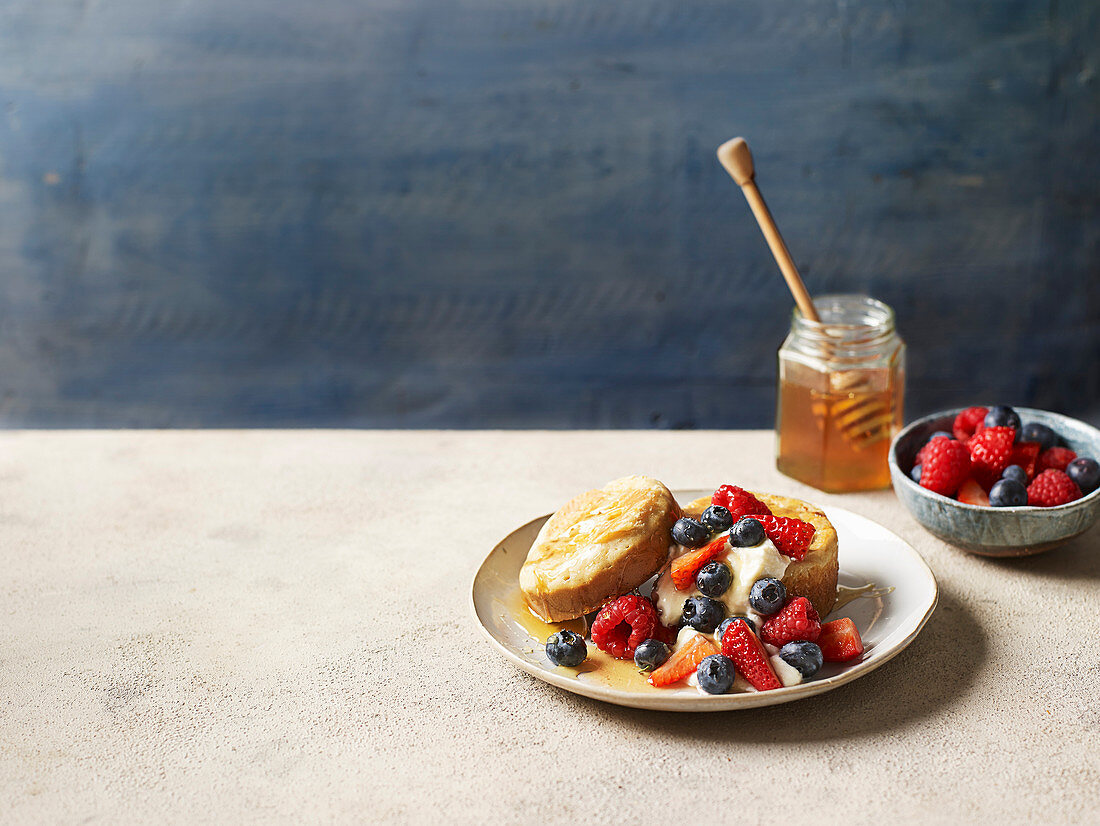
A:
[519,476,681,622]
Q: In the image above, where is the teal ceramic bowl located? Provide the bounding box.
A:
[889,407,1100,556]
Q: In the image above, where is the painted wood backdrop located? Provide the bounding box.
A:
[0,0,1097,427]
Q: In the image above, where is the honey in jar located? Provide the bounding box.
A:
[776,295,905,492]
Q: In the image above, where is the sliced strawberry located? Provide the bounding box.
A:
[647,633,718,687]
[1008,442,1041,481]
[818,618,864,663]
[669,536,728,591]
[721,619,782,691]
[957,478,990,506]
[755,515,815,560]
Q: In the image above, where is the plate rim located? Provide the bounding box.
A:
[471,494,939,711]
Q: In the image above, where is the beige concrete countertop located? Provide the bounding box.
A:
[2,430,1098,824]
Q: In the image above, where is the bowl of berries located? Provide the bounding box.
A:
[889,405,1100,556]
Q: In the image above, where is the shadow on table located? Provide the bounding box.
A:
[969,521,1100,582]
[575,584,986,743]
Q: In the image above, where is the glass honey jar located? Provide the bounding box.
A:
[776,295,905,492]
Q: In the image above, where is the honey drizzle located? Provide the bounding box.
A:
[500,582,890,692]
[831,582,894,615]
[500,589,660,691]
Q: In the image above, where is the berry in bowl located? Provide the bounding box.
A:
[889,406,1100,556]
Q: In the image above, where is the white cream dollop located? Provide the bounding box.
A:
[769,654,804,687]
[653,538,790,627]
[661,550,797,695]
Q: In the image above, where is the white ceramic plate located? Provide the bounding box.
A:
[471,491,938,711]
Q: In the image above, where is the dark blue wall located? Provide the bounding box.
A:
[0,0,1097,427]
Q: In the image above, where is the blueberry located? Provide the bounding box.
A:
[700,505,734,532]
[778,641,824,679]
[681,596,725,633]
[1020,422,1057,452]
[696,562,732,598]
[928,430,954,443]
[1002,465,1028,486]
[910,464,922,483]
[984,405,1021,433]
[748,577,786,615]
[671,517,710,548]
[1066,457,1100,495]
[989,479,1028,507]
[633,638,670,672]
[729,517,765,548]
[718,615,757,642]
[696,654,736,694]
[545,630,587,667]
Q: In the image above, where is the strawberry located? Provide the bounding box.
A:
[669,536,728,591]
[818,618,864,663]
[647,633,718,687]
[1008,441,1041,481]
[919,438,971,496]
[1026,469,1082,507]
[956,478,990,506]
[761,597,821,647]
[720,618,782,691]
[952,406,989,442]
[755,515,815,560]
[711,485,772,521]
[1038,447,1077,473]
[967,426,1016,488]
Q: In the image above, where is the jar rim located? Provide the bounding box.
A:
[790,294,895,344]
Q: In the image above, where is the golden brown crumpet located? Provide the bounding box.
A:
[684,493,838,617]
[520,476,681,622]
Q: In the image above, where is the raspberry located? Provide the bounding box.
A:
[1026,469,1082,507]
[720,618,782,691]
[1038,447,1077,473]
[761,597,821,647]
[711,485,772,521]
[590,594,658,660]
[647,633,718,687]
[669,536,728,591]
[946,404,990,442]
[818,618,864,662]
[915,435,951,468]
[968,426,1016,487]
[755,515,815,560]
[919,437,971,496]
[952,406,989,442]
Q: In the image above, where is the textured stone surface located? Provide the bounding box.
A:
[2,430,1098,823]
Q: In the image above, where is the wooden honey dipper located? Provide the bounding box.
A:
[716,137,895,448]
